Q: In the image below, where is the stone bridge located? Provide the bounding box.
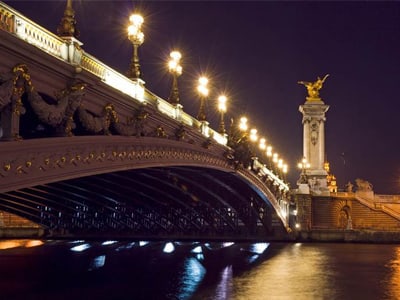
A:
[0,2,292,240]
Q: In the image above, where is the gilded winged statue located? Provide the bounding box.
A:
[298,74,329,100]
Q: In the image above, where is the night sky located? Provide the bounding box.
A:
[5,1,400,194]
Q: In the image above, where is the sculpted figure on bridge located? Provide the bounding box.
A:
[345,181,354,193]
[78,103,118,135]
[0,64,33,139]
[78,103,150,137]
[355,178,373,192]
[0,64,29,113]
[298,74,329,100]
[26,80,86,136]
[1,64,89,139]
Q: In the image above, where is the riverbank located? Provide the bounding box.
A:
[296,229,400,243]
[0,227,44,239]
[1,227,400,243]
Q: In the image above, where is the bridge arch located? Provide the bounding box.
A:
[0,135,289,239]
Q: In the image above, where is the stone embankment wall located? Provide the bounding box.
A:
[0,211,40,228]
[295,192,400,242]
[297,229,400,243]
[311,196,400,231]
[0,211,43,238]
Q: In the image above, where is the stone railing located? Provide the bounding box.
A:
[0,2,226,145]
[375,195,400,203]
[1,3,63,57]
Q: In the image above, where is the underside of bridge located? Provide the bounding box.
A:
[0,166,285,240]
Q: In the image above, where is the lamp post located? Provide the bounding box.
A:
[259,138,266,150]
[217,95,227,134]
[239,117,248,132]
[283,164,288,175]
[197,77,209,122]
[273,153,279,164]
[127,14,144,80]
[168,51,182,105]
[266,146,273,158]
[249,128,258,143]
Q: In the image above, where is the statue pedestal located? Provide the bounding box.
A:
[297,183,310,194]
[306,97,324,103]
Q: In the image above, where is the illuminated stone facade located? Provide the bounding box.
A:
[299,99,330,195]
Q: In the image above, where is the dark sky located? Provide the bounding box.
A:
[6,1,400,194]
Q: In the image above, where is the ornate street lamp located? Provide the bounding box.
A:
[249,128,258,142]
[197,77,209,121]
[239,117,248,132]
[227,116,247,148]
[168,51,182,105]
[266,146,273,158]
[127,14,144,80]
[273,153,279,164]
[278,159,284,170]
[217,95,227,134]
[278,158,286,178]
[259,138,266,151]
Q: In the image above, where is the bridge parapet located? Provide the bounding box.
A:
[0,3,64,58]
[0,2,226,147]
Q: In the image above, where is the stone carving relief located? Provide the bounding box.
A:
[0,142,231,184]
[154,125,167,138]
[310,121,319,146]
[26,80,86,136]
[78,103,150,137]
[0,64,29,139]
[0,64,87,138]
[0,64,211,148]
[0,64,28,114]
[77,103,117,135]
[175,124,186,141]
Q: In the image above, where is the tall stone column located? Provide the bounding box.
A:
[298,75,330,196]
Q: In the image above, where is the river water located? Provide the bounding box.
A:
[0,240,399,299]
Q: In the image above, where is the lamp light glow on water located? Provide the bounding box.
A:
[70,243,91,252]
[163,242,175,253]
[102,240,117,246]
[250,242,269,254]
[139,241,149,247]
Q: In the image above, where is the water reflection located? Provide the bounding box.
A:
[214,265,233,299]
[0,241,399,299]
[0,239,43,249]
[176,257,206,299]
[89,255,106,271]
[386,247,400,299]
[70,242,91,252]
[232,243,337,300]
